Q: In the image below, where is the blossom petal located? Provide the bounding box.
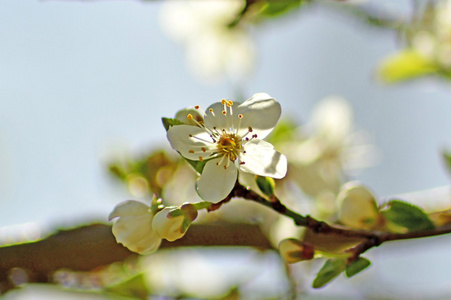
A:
[235,93,281,139]
[108,200,150,220]
[239,140,287,179]
[196,158,238,203]
[167,124,215,160]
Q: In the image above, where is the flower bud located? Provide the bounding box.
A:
[108,200,162,254]
[337,181,380,230]
[278,238,315,264]
[152,203,198,242]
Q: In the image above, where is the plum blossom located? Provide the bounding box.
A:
[108,200,162,254]
[152,203,198,242]
[167,93,287,203]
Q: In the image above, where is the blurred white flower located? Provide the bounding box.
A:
[109,200,162,254]
[278,96,376,201]
[159,0,255,83]
[167,93,287,203]
[337,181,382,230]
[410,0,451,68]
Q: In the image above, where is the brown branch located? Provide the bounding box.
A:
[0,222,272,294]
[231,183,451,261]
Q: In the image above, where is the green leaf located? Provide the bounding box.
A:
[345,257,371,278]
[378,49,437,83]
[312,259,346,289]
[259,0,303,17]
[380,199,435,232]
[256,176,275,197]
[192,201,213,211]
[162,117,184,131]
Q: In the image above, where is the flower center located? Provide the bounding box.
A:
[217,133,242,162]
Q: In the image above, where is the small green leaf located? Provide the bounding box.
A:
[312,259,346,289]
[380,199,435,232]
[256,176,275,197]
[378,49,437,83]
[345,257,371,278]
[162,117,184,131]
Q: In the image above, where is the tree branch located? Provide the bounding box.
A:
[231,183,451,261]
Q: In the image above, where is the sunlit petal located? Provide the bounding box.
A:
[167,125,215,160]
[235,93,281,139]
[196,158,238,203]
[240,140,287,179]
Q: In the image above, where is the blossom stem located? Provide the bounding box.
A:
[231,182,308,226]
[232,183,451,260]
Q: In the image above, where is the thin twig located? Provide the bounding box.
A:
[231,183,451,260]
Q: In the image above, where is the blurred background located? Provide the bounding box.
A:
[1,0,451,299]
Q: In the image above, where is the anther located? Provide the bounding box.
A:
[201,147,207,152]
[248,127,253,132]
[238,114,243,119]
[222,110,226,115]
[187,114,193,120]
[227,100,233,107]
[221,99,227,105]
[194,105,200,110]
[189,150,194,154]
[199,156,203,162]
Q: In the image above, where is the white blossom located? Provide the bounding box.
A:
[337,181,381,230]
[167,93,287,203]
[108,200,162,254]
[152,203,198,242]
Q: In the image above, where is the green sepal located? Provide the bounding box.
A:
[256,176,275,197]
[380,199,435,232]
[168,208,184,218]
[345,257,371,278]
[185,157,207,174]
[162,117,184,131]
[192,201,213,211]
[312,259,346,289]
[181,218,192,234]
[150,195,163,214]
